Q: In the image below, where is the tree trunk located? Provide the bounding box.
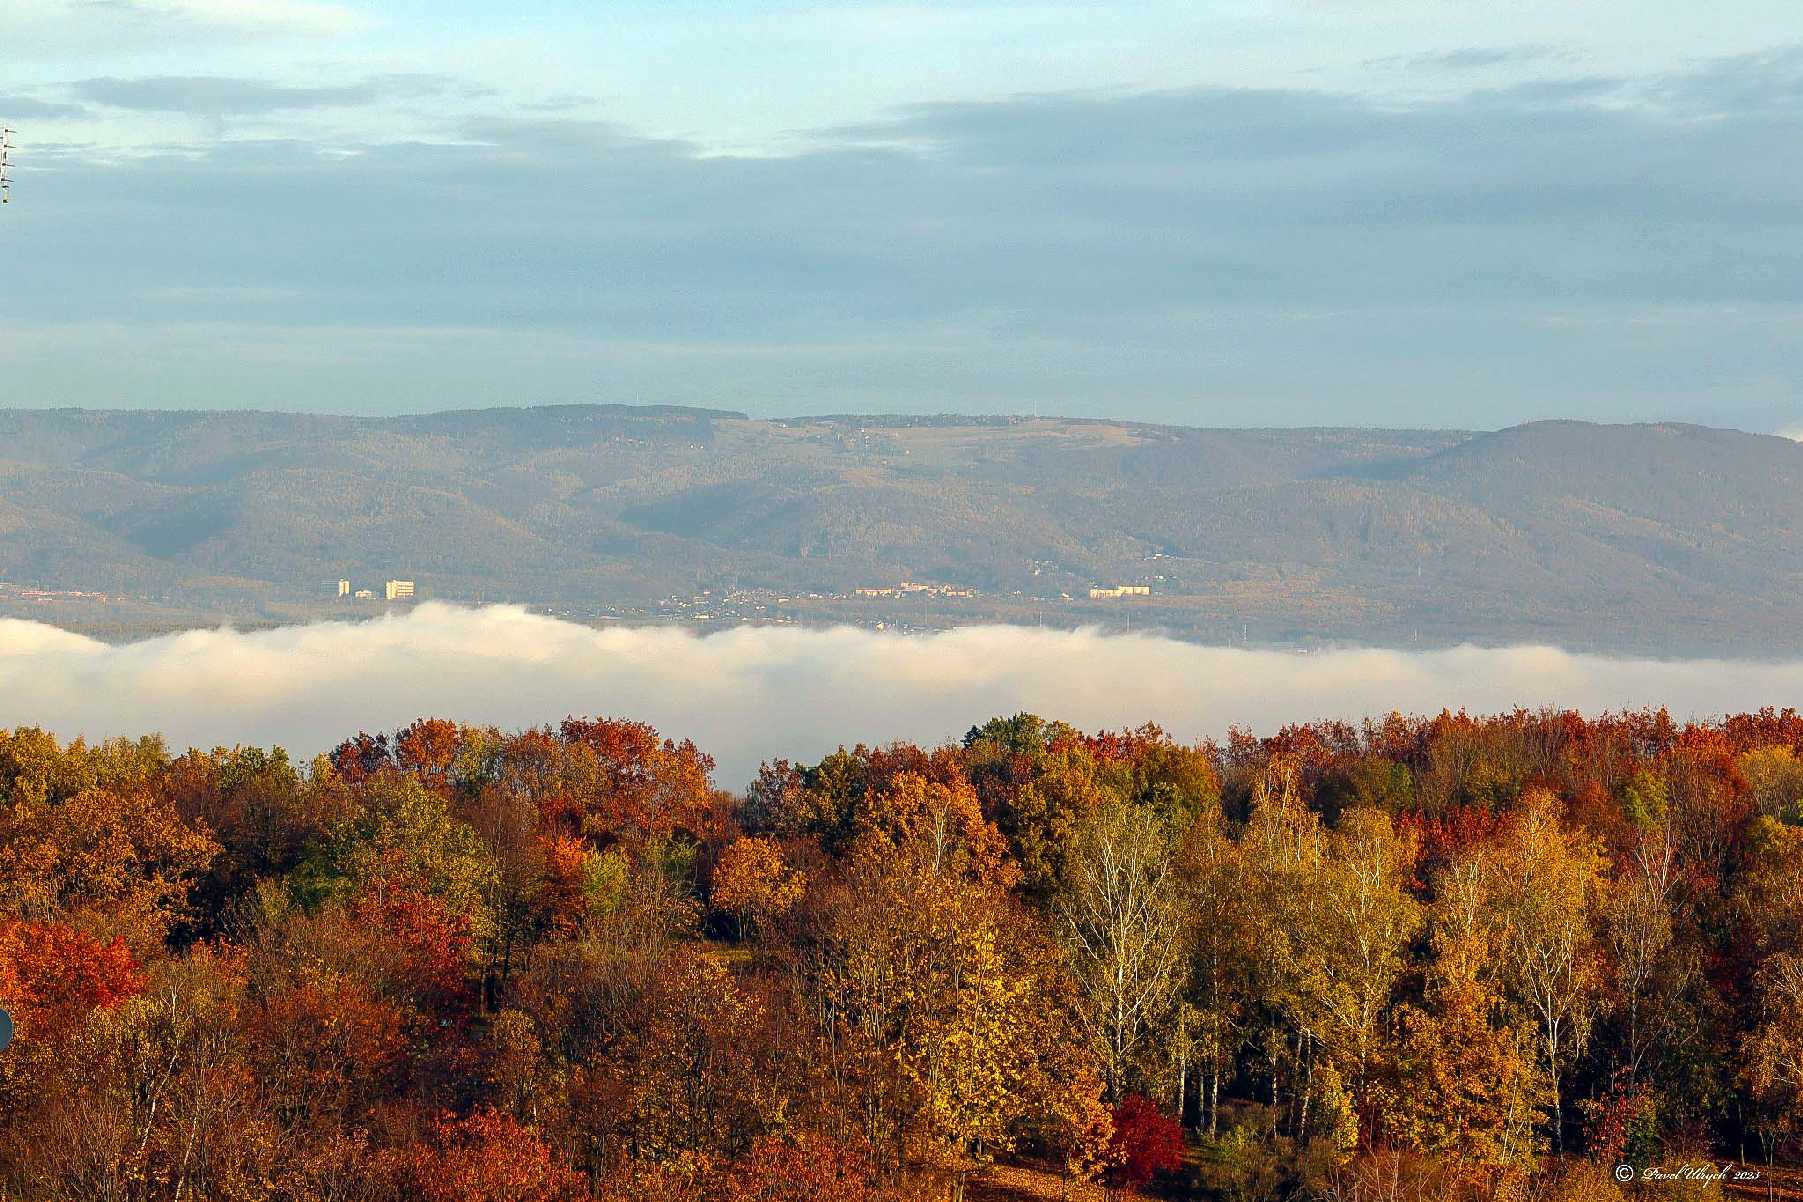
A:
[1298,1037,1313,1142]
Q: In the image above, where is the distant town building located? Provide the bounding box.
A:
[385,579,415,601]
[354,589,375,599]
[337,579,351,597]
[1089,584,1151,599]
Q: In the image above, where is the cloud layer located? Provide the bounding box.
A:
[68,75,465,116]
[6,48,1803,428]
[2,604,1800,788]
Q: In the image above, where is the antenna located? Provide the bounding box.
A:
[0,128,12,204]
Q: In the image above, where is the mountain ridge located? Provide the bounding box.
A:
[2,406,1799,653]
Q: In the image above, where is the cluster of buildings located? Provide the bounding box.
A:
[1088,584,1151,599]
[853,581,977,599]
[337,579,415,601]
[4,585,114,604]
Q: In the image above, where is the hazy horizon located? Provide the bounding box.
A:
[0,399,1798,441]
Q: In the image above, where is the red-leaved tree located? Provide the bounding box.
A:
[1108,1094,1185,1189]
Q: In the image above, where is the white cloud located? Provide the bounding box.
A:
[0,0,368,63]
[2,604,1799,787]
[113,0,367,37]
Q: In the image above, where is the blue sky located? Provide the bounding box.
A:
[2,0,1800,430]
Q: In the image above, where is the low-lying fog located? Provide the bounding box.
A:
[1,603,1797,786]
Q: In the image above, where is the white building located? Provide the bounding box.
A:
[337,579,351,597]
[385,579,415,601]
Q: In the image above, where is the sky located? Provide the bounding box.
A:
[1,0,1800,430]
[8,603,1803,786]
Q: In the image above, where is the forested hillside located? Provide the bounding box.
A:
[3,706,1802,1200]
[2,406,1801,651]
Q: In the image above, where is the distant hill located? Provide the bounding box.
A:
[1,405,1799,653]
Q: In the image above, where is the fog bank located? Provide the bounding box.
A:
[1,604,1798,787]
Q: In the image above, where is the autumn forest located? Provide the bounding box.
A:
[3,707,1802,1202]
